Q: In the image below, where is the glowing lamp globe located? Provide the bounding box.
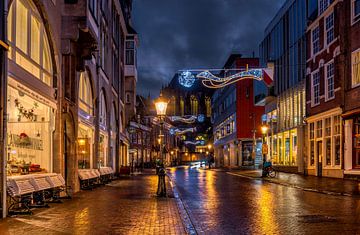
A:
[155,93,168,116]
[261,124,269,135]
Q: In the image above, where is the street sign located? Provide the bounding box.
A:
[262,144,268,155]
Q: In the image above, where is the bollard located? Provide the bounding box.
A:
[156,167,166,197]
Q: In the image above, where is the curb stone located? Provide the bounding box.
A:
[167,175,198,235]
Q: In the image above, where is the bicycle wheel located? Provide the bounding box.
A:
[268,170,276,178]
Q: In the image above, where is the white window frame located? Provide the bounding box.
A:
[325,60,335,101]
[325,11,335,46]
[312,26,320,56]
[351,48,360,88]
[319,0,332,15]
[311,70,321,107]
[351,0,360,25]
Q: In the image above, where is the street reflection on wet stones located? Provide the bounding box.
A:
[168,166,360,234]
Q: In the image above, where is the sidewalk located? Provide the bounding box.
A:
[0,172,187,235]
[227,169,360,197]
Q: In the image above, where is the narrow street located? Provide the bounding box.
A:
[169,166,360,234]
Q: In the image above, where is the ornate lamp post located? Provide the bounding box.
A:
[261,124,269,177]
[154,92,168,197]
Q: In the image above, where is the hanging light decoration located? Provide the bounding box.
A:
[178,71,195,88]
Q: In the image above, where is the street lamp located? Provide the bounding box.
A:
[154,92,168,197]
[261,124,269,177]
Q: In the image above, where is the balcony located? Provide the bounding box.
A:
[125,64,137,80]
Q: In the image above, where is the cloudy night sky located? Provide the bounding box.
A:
[132,0,286,97]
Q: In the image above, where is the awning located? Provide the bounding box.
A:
[342,108,360,119]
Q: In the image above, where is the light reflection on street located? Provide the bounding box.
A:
[255,187,279,234]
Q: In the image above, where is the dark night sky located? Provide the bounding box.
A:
[132,0,286,97]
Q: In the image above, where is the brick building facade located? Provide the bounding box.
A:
[0,0,137,216]
[305,0,344,178]
[343,0,360,177]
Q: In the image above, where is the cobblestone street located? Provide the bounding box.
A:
[0,173,186,235]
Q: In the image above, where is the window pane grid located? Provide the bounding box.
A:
[326,62,335,99]
[325,12,334,44]
[312,27,320,54]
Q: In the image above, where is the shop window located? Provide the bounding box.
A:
[8,0,53,86]
[354,116,360,168]
[334,115,341,165]
[325,118,331,165]
[351,49,360,88]
[7,86,53,175]
[309,123,315,166]
[78,127,92,169]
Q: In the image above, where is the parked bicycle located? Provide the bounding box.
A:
[263,161,276,178]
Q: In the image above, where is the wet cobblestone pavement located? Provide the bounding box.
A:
[228,169,360,196]
[168,166,360,234]
[0,174,186,235]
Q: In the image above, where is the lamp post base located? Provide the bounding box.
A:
[156,167,167,197]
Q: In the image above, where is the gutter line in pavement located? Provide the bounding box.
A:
[167,175,198,235]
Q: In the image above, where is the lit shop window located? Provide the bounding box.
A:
[352,50,360,88]
[325,118,331,165]
[8,0,53,86]
[333,115,341,165]
[79,71,94,115]
[309,123,315,166]
[7,86,53,175]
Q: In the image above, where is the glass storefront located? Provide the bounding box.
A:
[99,132,108,167]
[6,85,54,175]
[271,129,297,166]
[77,123,94,169]
[307,114,342,168]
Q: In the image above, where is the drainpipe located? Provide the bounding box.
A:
[0,0,8,218]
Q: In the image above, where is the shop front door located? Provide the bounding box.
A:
[317,141,323,177]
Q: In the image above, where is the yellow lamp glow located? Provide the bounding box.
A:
[207,144,212,150]
[261,124,269,135]
[78,139,86,146]
[154,92,169,116]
